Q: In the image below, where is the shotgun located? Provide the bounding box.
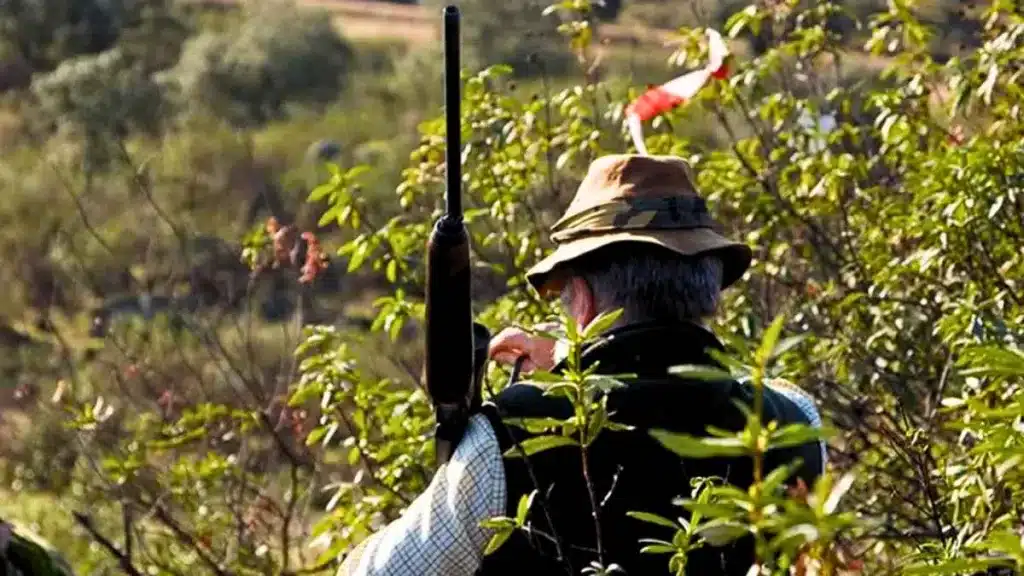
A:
[425,5,491,466]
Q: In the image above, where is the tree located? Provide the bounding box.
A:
[22,0,1024,574]
[31,48,166,168]
[424,0,575,76]
[0,0,120,72]
[165,2,354,127]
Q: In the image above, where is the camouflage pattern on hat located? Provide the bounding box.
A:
[550,196,720,244]
[525,154,753,296]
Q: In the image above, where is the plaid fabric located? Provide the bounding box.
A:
[343,413,506,575]
[342,384,825,575]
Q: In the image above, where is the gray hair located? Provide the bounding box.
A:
[559,243,723,325]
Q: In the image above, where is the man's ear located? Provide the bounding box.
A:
[567,276,597,329]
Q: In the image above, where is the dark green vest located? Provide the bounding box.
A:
[478,321,823,576]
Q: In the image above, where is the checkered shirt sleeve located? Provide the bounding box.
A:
[767,379,828,469]
[345,413,506,576]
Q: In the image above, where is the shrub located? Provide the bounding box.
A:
[424,0,575,76]
[0,0,120,71]
[292,0,1024,572]
[165,2,354,128]
[9,0,1024,574]
[30,48,166,168]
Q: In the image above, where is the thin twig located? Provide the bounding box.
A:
[599,465,624,510]
[281,460,301,574]
[579,448,605,565]
[72,512,145,576]
[152,505,233,576]
[335,408,413,507]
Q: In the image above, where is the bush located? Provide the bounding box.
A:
[0,0,120,71]
[5,0,1024,574]
[30,48,166,168]
[291,0,1024,572]
[424,0,575,76]
[165,2,354,127]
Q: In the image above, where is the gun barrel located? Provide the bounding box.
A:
[443,5,461,220]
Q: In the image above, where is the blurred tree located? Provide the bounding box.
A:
[113,0,191,74]
[0,0,119,72]
[165,2,354,127]
[31,48,166,169]
[425,0,574,76]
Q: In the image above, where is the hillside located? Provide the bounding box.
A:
[190,0,679,46]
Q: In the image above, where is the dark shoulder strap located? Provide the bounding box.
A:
[479,401,514,455]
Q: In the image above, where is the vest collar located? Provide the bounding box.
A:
[554,320,726,376]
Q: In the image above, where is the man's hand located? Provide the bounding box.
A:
[488,325,558,373]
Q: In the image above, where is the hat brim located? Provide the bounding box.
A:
[525,228,753,297]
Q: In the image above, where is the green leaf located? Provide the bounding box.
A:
[605,421,635,432]
[582,308,624,341]
[305,426,327,446]
[756,314,787,366]
[346,165,371,179]
[308,182,335,202]
[516,491,536,524]
[667,364,734,382]
[502,417,565,434]
[679,500,743,519]
[521,370,566,384]
[639,543,677,555]
[824,472,856,514]
[768,424,830,450]
[483,528,513,556]
[650,430,747,458]
[769,334,808,360]
[902,558,1008,575]
[770,524,820,551]
[626,511,679,530]
[540,382,578,399]
[480,517,517,530]
[503,435,578,458]
[347,240,371,272]
[761,462,799,495]
[695,521,749,546]
[983,531,1024,557]
[586,375,626,393]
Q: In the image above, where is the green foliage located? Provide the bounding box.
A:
[424,0,575,75]
[296,0,1024,573]
[0,0,1023,574]
[31,48,166,167]
[0,0,120,71]
[165,2,354,127]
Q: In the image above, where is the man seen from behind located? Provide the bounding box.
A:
[341,154,825,575]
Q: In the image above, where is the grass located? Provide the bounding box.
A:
[0,487,117,573]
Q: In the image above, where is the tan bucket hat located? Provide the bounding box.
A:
[525,154,752,296]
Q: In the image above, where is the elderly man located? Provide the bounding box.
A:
[341,154,824,575]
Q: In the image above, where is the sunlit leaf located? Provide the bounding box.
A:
[651,430,747,458]
[626,511,678,530]
[503,435,578,458]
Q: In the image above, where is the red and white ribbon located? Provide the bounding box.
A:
[625,29,731,154]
